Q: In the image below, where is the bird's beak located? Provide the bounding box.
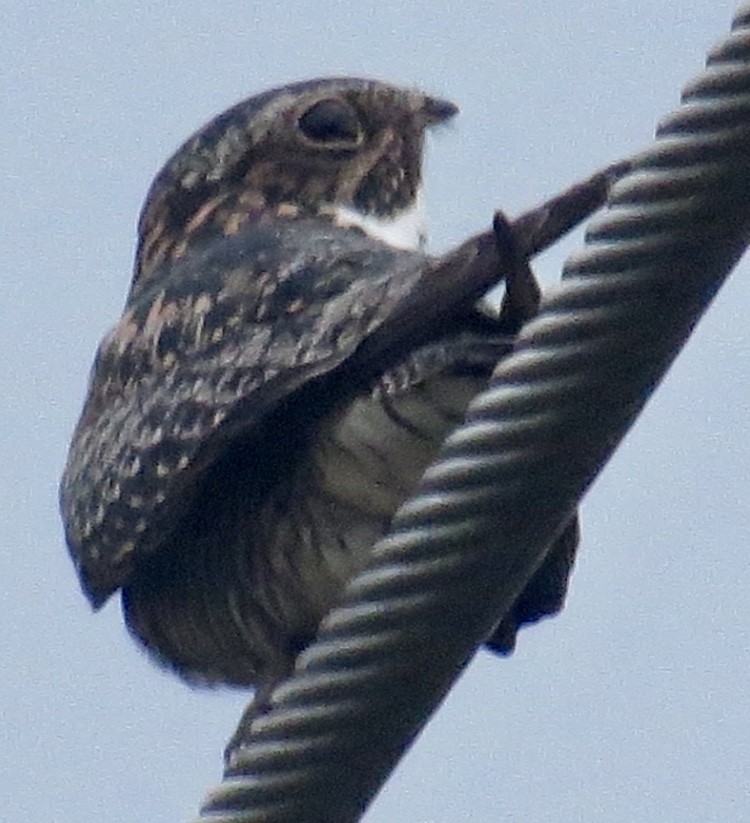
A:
[421,95,459,127]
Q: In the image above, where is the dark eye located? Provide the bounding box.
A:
[298,99,362,145]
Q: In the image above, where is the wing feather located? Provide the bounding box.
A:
[61,220,432,604]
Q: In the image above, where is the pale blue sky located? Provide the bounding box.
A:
[3,2,748,821]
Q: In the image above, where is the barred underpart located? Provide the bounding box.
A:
[122,331,577,687]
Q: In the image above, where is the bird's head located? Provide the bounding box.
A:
[134,77,457,283]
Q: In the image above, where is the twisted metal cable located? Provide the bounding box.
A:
[196,6,750,821]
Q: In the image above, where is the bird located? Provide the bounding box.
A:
[60,77,580,720]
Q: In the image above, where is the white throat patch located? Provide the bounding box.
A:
[334,188,427,251]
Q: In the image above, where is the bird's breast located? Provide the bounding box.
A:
[311,371,486,517]
[250,368,491,653]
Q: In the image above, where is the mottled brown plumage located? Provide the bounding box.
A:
[60,78,578,699]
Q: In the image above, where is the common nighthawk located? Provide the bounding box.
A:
[60,78,581,716]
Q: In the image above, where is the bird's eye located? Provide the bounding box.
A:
[298,99,362,145]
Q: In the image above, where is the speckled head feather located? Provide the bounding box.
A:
[134,78,456,285]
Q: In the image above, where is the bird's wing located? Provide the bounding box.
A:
[485,516,580,654]
[60,219,505,606]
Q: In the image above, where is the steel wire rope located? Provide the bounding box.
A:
[195,6,750,821]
